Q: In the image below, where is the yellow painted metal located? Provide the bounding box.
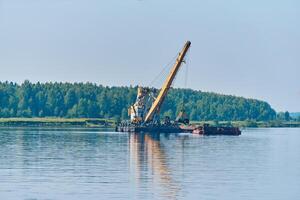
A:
[144,41,191,123]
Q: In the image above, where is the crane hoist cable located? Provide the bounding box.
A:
[184,50,190,89]
[172,47,190,120]
[147,52,179,88]
[148,44,190,89]
[171,48,190,89]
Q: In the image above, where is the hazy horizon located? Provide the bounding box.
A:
[0,0,299,112]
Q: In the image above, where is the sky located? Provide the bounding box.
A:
[0,0,299,112]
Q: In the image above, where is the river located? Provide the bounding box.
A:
[0,128,299,200]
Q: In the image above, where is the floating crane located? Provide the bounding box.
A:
[116,41,241,135]
[128,41,191,125]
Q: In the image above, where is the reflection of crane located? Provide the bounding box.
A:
[129,133,180,199]
[129,41,191,124]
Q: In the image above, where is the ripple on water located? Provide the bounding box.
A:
[0,128,299,200]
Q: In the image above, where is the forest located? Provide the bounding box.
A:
[0,81,277,121]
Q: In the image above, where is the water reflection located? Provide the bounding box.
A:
[129,133,180,199]
[1,128,300,200]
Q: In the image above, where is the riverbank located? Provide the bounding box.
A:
[0,118,299,128]
[0,118,115,128]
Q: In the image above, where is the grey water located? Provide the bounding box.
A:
[0,128,299,200]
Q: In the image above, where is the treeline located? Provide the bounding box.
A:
[0,81,276,121]
[163,88,276,121]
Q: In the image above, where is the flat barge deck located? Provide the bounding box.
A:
[116,124,241,135]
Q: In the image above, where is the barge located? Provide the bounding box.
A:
[115,41,241,136]
[116,123,241,135]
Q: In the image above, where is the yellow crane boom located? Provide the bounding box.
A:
[144,41,191,123]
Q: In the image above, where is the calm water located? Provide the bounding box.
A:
[0,128,299,200]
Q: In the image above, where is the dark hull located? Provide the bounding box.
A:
[195,126,241,136]
[116,124,241,135]
[116,125,185,133]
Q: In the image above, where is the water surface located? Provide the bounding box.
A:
[0,128,299,200]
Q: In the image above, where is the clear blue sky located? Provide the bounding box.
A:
[0,0,299,112]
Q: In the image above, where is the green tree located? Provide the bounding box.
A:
[284,111,290,121]
[0,81,277,121]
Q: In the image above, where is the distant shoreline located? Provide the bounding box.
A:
[0,118,299,128]
[0,118,115,128]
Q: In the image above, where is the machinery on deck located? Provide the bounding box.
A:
[116,41,241,135]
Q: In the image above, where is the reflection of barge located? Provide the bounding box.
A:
[116,41,241,136]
